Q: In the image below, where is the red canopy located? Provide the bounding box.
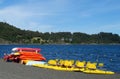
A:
[12,47,41,53]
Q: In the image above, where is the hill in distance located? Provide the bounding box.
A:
[0,22,120,44]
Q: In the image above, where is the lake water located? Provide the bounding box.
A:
[0,44,120,73]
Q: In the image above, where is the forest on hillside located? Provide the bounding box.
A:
[0,22,120,44]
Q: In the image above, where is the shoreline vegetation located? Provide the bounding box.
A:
[0,43,120,45]
[0,22,120,45]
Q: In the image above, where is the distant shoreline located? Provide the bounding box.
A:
[0,43,120,45]
[1,22,120,45]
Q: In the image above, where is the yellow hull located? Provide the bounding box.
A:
[83,69,115,74]
[33,64,84,71]
[33,64,115,74]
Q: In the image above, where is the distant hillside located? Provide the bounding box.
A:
[0,22,41,44]
[0,22,120,44]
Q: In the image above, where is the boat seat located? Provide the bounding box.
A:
[64,60,74,67]
[58,59,65,66]
[75,61,86,68]
[86,62,97,70]
[48,59,57,66]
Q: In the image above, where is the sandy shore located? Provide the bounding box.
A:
[0,60,120,79]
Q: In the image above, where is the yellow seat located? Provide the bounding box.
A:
[86,62,97,70]
[64,60,74,67]
[70,60,74,64]
[64,60,69,67]
[70,60,74,67]
[48,59,57,66]
[58,59,65,66]
[75,61,86,68]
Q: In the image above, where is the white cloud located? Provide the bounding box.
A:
[0,6,29,18]
[0,1,59,30]
[0,0,120,35]
[0,0,69,28]
[3,0,71,32]
[0,5,34,29]
[27,22,55,32]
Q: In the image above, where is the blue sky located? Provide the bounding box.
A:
[0,0,120,35]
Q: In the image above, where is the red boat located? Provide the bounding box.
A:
[3,47,46,63]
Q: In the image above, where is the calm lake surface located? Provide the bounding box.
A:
[0,44,120,73]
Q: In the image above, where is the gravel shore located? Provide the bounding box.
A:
[0,60,120,79]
